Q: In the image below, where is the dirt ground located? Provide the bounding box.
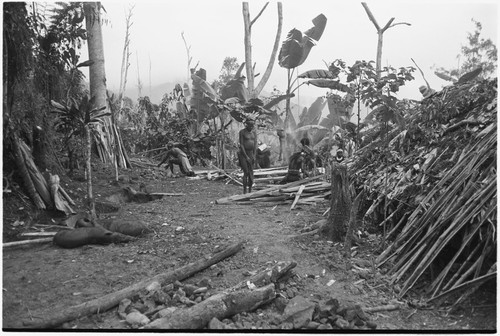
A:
[2,162,496,331]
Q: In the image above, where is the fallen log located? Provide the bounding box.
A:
[232,261,297,290]
[22,241,244,329]
[363,304,401,313]
[144,284,276,329]
[3,238,53,248]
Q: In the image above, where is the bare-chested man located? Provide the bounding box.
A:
[238,119,257,194]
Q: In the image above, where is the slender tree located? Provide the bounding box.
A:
[118,5,134,113]
[361,3,411,79]
[242,2,283,98]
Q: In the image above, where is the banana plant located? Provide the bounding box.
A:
[278,13,327,160]
[51,95,109,218]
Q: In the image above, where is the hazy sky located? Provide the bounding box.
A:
[84,0,498,103]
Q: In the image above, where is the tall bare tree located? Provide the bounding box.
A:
[361,3,411,79]
[118,5,134,111]
[242,2,283,98]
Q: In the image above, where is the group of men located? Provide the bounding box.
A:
[157,117,345,194]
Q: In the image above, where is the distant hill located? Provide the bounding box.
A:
[119,82,320,114]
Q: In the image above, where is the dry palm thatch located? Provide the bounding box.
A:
[350,78,497,307]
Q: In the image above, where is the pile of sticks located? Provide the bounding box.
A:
[216,175,331,209]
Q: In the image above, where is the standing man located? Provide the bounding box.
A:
[158,142,196,177]
[238,118,257,194]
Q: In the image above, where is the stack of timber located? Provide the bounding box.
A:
[216,175,330,207]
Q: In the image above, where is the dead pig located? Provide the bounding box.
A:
[53,227,136,248]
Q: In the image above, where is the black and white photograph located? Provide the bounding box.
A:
[2,0,497,332]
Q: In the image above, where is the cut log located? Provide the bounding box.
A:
[22,241,244,329]
[144,284,276,329]
[321,162,351,242]
[232,261,297,290]
[3,238,53,248]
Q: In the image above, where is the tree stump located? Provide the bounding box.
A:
[320,162,351,241]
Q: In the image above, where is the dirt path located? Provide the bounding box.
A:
[2,172,495,330]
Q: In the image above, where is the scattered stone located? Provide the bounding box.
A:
[163,283,174,292]
[173,280,183,288]
[194,296,202,303]
[317,323,333,330]
[274,296,288,313]
[208,317,226,329]
[157,307,177,318]
[366,321,377,329]
[354,317,365,326]
[283,296,316,329]
[130,302,148,314]
[335,317,350,329]
[285,288,294,299]
[193,287,208,294]
[306,321,320,329]
[344,309,357,322]
[118,298,132,319]
[183,284,198,296]
[196,278,212,288]
[125,311,150,327]
[355,304,368,321]
[232,314,241,323]
[145,281,161,293]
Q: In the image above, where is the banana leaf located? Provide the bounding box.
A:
[297,97,326,128]
[278,29,304,69]
[307,79,350,92]
[434,71,456,82]
[278,14,327,69]
[457,67,482,84]
[191,73,217,102]
[299,14,327,65]
[294,124,329,133]
[298,69,335,79]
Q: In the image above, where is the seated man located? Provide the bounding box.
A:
[158,142,196,177]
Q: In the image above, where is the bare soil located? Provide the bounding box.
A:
[2,163,496,331]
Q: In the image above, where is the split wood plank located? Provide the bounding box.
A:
[149,192,185,196]
[3,238,53,248]
[22,241,244,329]
[290,185,306,210]
[20,232,57,237]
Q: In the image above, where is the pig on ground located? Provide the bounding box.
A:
[53,227,136,249]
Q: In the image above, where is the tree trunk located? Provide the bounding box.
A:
[23,241,244,329]
[321,162,351,241]
[253,2,283,97]
[242,2,254,93]
[145,284,276,329]
[84,2,107,115]
[84,124,96,219]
